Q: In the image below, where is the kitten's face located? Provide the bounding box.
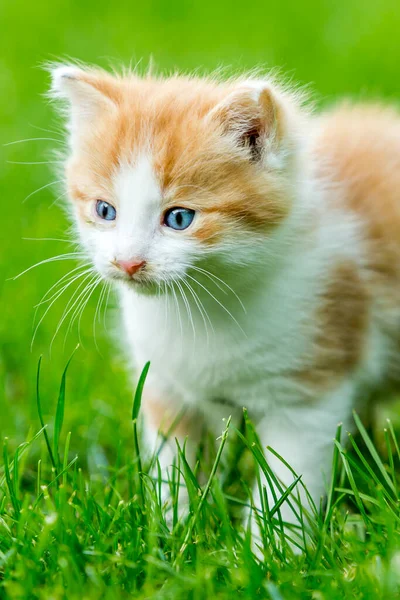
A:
[53,67,300,293]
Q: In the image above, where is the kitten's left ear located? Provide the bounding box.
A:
[208,81,299,166]
[49,64,118,146]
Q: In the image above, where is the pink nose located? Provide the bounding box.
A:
[117,259,146,277]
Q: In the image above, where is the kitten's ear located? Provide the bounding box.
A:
[208,81,297,165]
[50,65,117,145]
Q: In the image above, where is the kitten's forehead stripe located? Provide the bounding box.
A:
[114,155,162,210]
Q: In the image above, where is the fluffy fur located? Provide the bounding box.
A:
[50,63,400,539]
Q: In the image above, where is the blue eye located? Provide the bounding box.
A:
[96,200,116,221]
[164,207,195,230]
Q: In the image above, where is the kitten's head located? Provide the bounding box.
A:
[51,64,306,294]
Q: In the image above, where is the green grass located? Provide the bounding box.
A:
[1,358,400,599]
[2,0,400,596]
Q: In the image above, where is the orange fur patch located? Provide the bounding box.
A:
[313,104,400,388]
[142,390,204,442]
[295,261,369,393]
[315,103,400,287]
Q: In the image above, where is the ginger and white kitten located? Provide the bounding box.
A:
[50,64,400,537]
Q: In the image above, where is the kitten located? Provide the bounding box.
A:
[50,64,400,541]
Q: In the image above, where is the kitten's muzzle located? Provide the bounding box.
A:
[112,259,146,278]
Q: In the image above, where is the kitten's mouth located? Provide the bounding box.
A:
[108,264,177,297]
[118,274,161,296]
[109,260,159,294]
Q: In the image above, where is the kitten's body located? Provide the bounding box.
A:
[122,105,400,507]
[50,66,400,539]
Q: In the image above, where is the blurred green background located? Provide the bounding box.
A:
[1,0,400,455]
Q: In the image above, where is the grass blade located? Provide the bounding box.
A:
[132,361,150,421]
[353,411,396,495]
[347,432,397,508]
[53,345,78,465]
[334,439,369,526]
[131,361,150,507]
[174,416,231,565]
[3,439,20,515]
[384,427,398,497]
[324,423,342,524]
[36,356,56,471]
[386,418,400,462]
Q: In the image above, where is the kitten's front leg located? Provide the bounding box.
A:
[251,380,356,549]
[140,389,205,521]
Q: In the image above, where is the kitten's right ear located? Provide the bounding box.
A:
[50,65,117,145]
[207,80,305,169]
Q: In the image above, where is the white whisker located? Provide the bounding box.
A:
[181,278,213,345]
[50,190,69,208]
[34,265,92,308]
[76,277,102,346]
[103,284,112,331]
[23,237,77,244]
[169,281,183,345]
[23,180,64,203]
[185,273,246,335]
[4,137,63,147]
[28,123,64,138]
[30,268,94,349]
[163,281,170,344]
[175,279,196,344]
[93,282,108,351]
[59,275,100,350]
[7,160,61,166]
[12,253,87,280]
[49,272,96,348]
[190,265,246,313]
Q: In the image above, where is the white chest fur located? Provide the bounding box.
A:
[120,228,327,413]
